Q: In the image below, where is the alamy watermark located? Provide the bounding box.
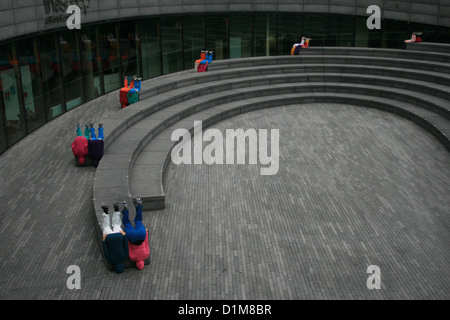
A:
[367,5,382,30]
[171,121,280,176]
[66,5,81,30]
[66,265,81,290]
[367,265,382,290]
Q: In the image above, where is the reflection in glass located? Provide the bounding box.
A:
[139,18,162,80]
[303,14,328,47]
[100,23,121,93]
[253,14,277,57]
[327,15,355,47]
[0,97,6,153]
[183,15,205,69]
[80,27,100,101]
[229,14,252,59]
[161,16,183,74]
[120,21,140,79]
[17,39,46,133]
[278,13,302,55]
[39,33,65,120]
[205,15,229,61]
[0,44,26,146]
[59,30,84,110]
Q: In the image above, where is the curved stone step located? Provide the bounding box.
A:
[101,70,450,154]
[95,81,450,217]
[406,42,450,54]
[94,80,450,212]
[139,63,450,103]
[299,46,450,63]
[207,55,450,74]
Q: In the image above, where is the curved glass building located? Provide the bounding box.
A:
[0,0,449,154]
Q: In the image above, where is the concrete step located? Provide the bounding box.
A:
[139,63,450,101]
[207,55,450,74]
[299,46,450,63]
[406,42,450,54]
[103,72,450,152]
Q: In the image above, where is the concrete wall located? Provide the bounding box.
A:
[1,0,449,42]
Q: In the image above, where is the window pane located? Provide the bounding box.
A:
[59,30,84,109]
[205,15,229,60]
[0,97,6,154]
[229,14,252,59]
[139,18,161,79]
[99,23,121,93]
[355,16,369,47]
[0,43,26,146]
[80,26,101,101]
[161,16,183,74]
[183,15,205,69]
[436,26,450,43]
[16,38,46,133]
[278,13,302,55]
[120,21,140,79]
[253,14,277,57]
[38,33,65,120]
[328,14,355,47]
[303,14,328,46]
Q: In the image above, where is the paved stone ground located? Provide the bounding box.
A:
[0,99,448,300]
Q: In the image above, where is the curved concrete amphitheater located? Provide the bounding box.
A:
[0,45,449,299]
[93,45,450,241]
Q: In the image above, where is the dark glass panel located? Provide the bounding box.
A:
[139,18,162,79]
[0,43,26,146]
[79,26,101,101]
[229,14,253,59]
[183,15,205,69]
[161,16,183,74]
[59,30,84,110]
[38,33,65,120]
[205,15,229,60]
[278,13,303,55]
[253,14,277,57]
[99,23,121,93]
[120,21,140,79]
[16,38,46,132]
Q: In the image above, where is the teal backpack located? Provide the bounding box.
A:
[128,88,139,105]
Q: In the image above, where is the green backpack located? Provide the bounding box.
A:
[127,88,139,104]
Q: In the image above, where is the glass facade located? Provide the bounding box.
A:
[0,13,449,154]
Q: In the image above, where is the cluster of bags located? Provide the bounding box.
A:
[195,50,214,72]
[72,124,104,167]
[120,77,142,108]
[405,32,423,44]
[291,37,311,55]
